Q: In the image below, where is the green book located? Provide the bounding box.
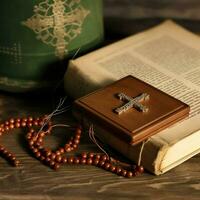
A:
[0,0,104,92]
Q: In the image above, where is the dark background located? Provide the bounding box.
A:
[103,0,200,36]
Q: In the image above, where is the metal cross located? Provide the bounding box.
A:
[114,93,150,115]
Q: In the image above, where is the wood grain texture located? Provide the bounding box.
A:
[0,92,199,200]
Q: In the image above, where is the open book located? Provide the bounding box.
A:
[64,21,200,175]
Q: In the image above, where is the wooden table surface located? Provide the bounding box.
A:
[0,91,199,200]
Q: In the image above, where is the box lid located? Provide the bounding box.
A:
[74,75,190,145]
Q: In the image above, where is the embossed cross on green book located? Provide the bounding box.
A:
[0,0,103,92]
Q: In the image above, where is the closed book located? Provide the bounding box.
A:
[64,21,200,175]
[0,0,103,92]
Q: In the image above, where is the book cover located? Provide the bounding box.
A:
[0,0,104,92]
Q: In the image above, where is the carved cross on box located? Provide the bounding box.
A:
[114,93,150,115]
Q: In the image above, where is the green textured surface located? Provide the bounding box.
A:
[0,0,104,91]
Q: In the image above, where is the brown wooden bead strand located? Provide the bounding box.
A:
[0,116,43,167]
[27,125,83,171]
[26,122,145,177]
[0,116,144,178]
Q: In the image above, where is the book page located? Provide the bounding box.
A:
[77,21,200,118]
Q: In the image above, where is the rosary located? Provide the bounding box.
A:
[0,115,144,178]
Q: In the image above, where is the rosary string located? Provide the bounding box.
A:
[137,139,150,167]
[51,124,71,128]
[88,124,110,159]
[37,97,70,134]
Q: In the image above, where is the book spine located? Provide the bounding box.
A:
[73,108,170,175]
[64,60,116,99]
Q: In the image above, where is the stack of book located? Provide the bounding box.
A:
[64,21,200,175]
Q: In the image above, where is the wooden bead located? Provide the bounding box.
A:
[68,157,74,164]
[55,151,61,156]
[104,163,111,170]
[72,144,78,149]
[26,132,32,139]
[98,161,105,167]
[62,157,67,163]
[33,148,38,154]
[9,124,14,129]
[53,163,60,170]
[110,165,116,172]
[39,121,44,126]
[126,171,133,178]
[88,153,94,158]
[45,157,51,163]
[21,122,26,127]
[56,155,62,163]
[45,150,52,157]
[5,126,9,131]
[22,118,28,122]
[6,152,12,158]
[133,171,139,176]
[13,160,20,167]
[59,148,65,154]
[136,166,144,174]
[34,121,38,126]
[37,137,43,143]
[29,145,34,150]
[28,123,33,127]
[0,146,5,152]
[121,169,127,177]
[38,132,45,137]
[73,158,80,164]
[28,117,33,122]
[40,156,45,161]
[64,145,71,152]
[15,122,20,128]
[2,149,8,154]
[35,152,41,158]
[80,158,86,164]
[9,118,15,124]
[95,154,101,160]
[75,135,81,140]
[30,129,35,133]
[50,161,55,167]
[35,142,42,148]
[74,139,80,145]
[29,140,34,146]
[50,153,56,160]
[115,167,122,174]
[93,159,99,166]
[87,158,93,165]
[81,152,87,159]
[100,155,108,161]
[10,156,16,161]
[75,128,82,135]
